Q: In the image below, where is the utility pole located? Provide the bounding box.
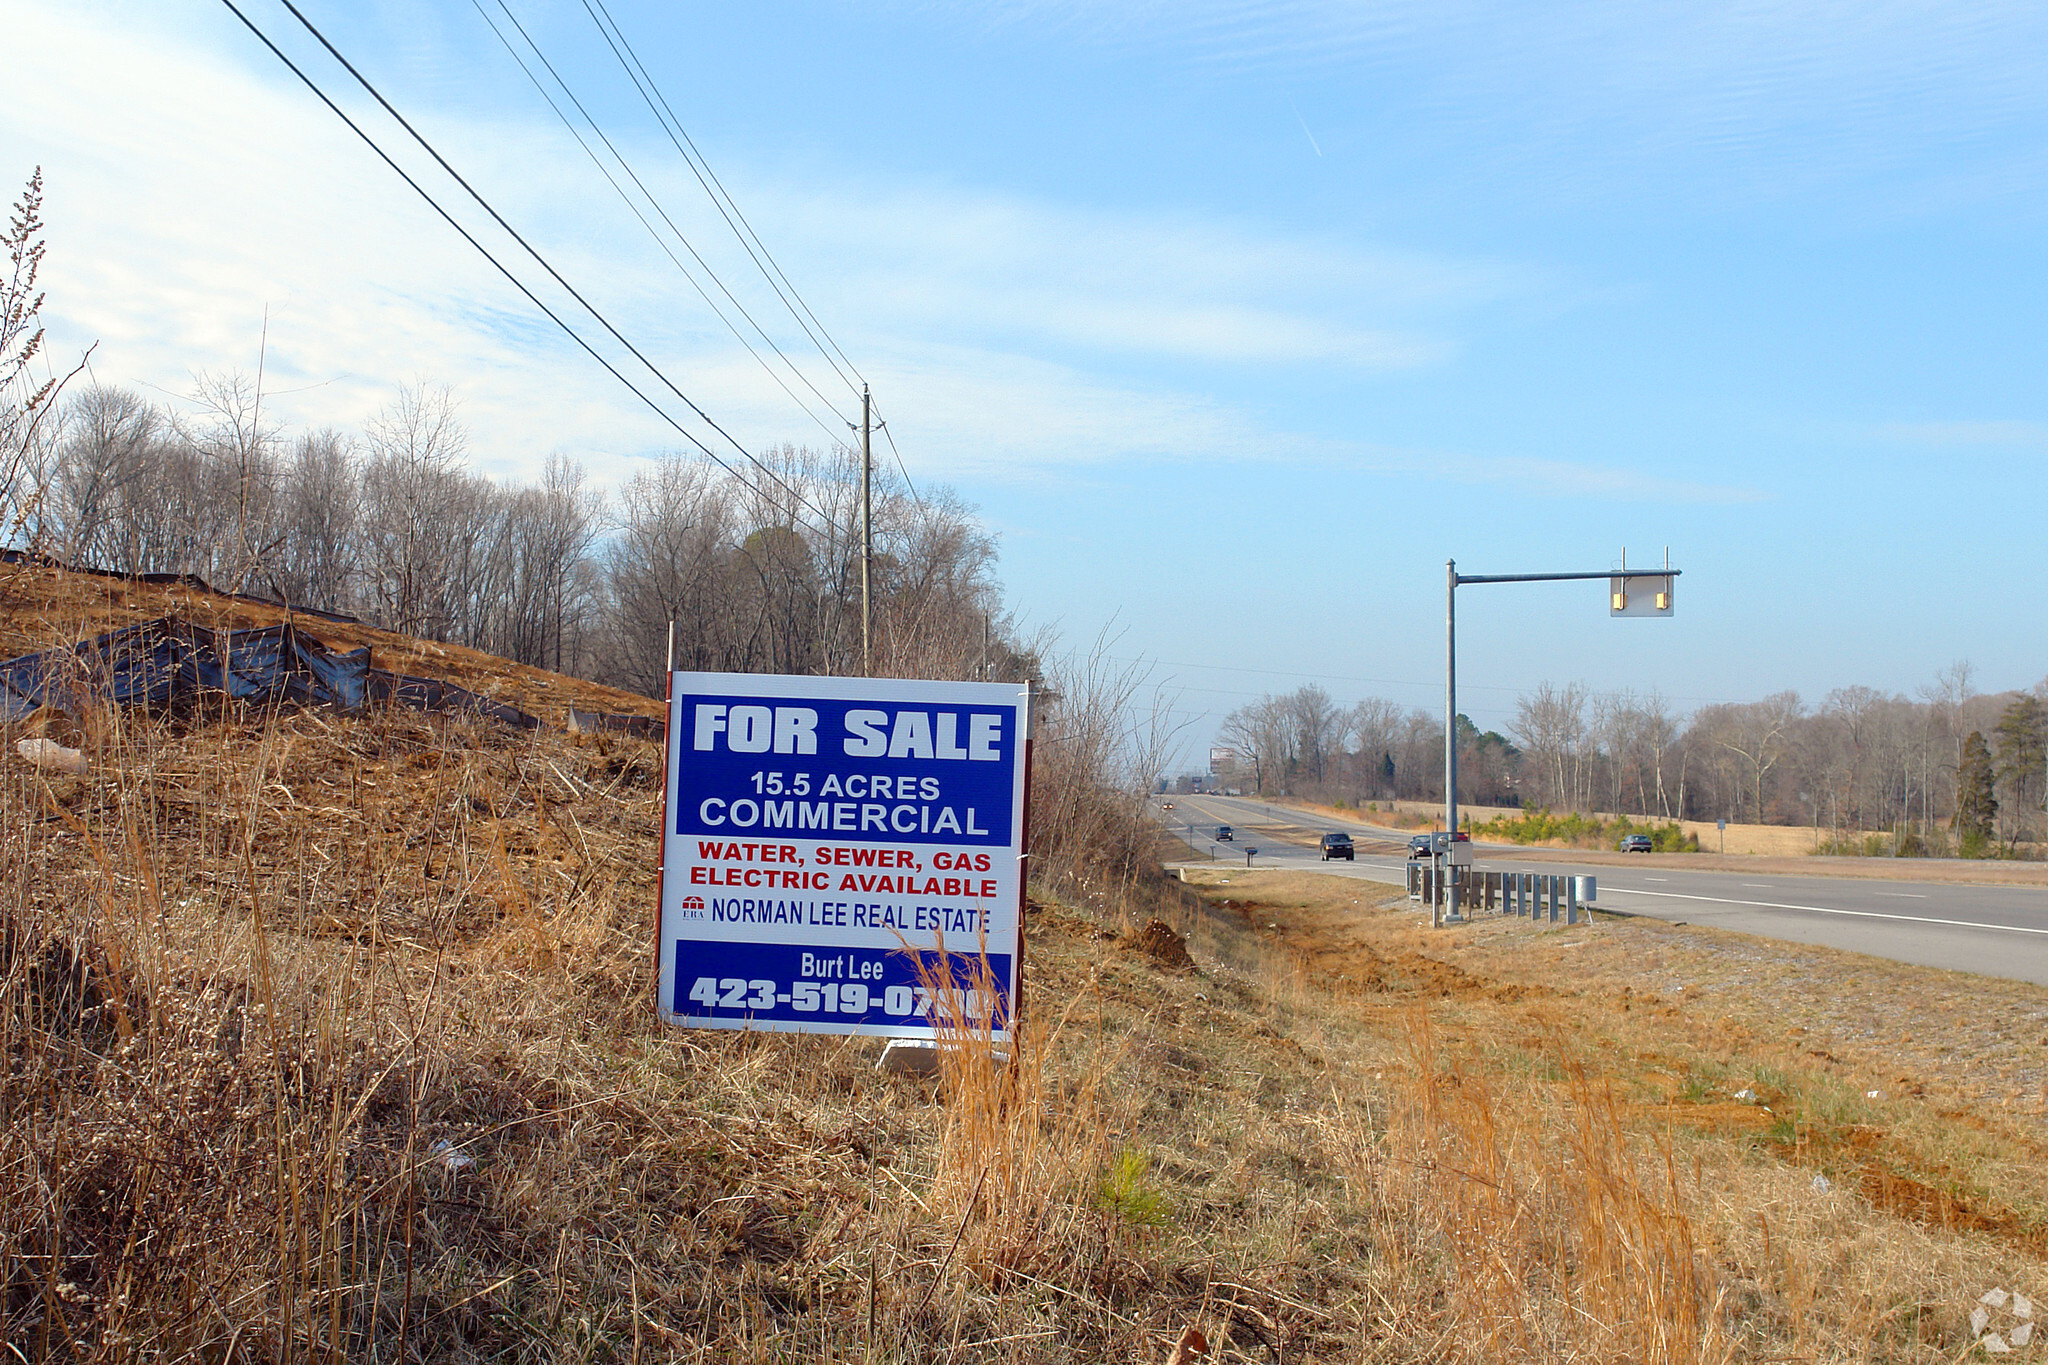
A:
[860,384,873,677]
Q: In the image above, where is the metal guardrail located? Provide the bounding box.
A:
[1406,865,1593,926]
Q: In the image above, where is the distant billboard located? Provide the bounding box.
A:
[1209,745,1238,774]
[658,673,1032,1041]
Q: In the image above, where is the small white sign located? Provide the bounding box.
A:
[1609,573,1675,617]
[658,673,1031,1041]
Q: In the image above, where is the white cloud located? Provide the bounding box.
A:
[931,0,2048,209]
[3,0,1591,500]
[1876,419,2048,450]
[1355,446,1767,504]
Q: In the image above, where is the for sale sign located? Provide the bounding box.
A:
[658,673,1032,1039]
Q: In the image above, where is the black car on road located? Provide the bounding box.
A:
[1618,834,1655,853]
[1320,833,1354,861]
[1214,825,1234,842]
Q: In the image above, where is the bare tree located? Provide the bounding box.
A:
[269,428,359,611]
[1287,685,1344,788]
[492,455,601,671]
[1512,681,1588,810]
[1640,691,1680,817]
[176,369,284,590]
[49,385,159,567]
[1348,696,1403,799]
[603,451,732,693]
[1218,696,1292,795]
[360,382,469,638]
[1714,690,1803,823]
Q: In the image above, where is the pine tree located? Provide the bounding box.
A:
[1955,729,1999,856]
[1994,694,2046,838]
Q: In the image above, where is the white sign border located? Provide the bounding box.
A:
[656,671,1032,1041]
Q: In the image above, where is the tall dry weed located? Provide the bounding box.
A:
[907,939,1105,1284]
[1379,1010,1727,1363]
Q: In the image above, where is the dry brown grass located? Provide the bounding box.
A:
[6,562,2046,1360]
[1179,867,2048,1361]
[0,689,1376,1360]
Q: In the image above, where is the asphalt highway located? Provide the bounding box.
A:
[1154,793,2048,987]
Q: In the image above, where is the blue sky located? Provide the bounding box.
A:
[9,0,2048,755]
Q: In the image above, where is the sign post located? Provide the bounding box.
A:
[658,673,1032,1041]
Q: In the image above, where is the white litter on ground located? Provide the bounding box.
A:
[15,738,88,776]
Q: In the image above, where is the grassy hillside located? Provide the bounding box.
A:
[4,566,2046,1362]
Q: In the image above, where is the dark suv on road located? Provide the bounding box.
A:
[1320,833,1354,861]
[1214,825,1234,842]
[1408,832,1470,858]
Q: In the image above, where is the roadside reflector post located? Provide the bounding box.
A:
[1567,878,1580,926]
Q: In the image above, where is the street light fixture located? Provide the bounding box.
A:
[1440,550,1682,927]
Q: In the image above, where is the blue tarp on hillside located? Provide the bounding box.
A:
[0,616,538,730]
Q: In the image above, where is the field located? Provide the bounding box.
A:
[1296,796,2048,881]
[5,565,2047,1361]
[1340,797,1828,858]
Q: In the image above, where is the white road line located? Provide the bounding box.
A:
[1873,892,1927,899]
[1606,886,2048,937]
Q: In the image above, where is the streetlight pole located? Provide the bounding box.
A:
[1446,558,1458,850]
[1442,560,1458,928]
[1439,556,1681,928]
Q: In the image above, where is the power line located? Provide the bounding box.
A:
[1113,655,1742,706]
[471,0,853,449]
[214,0,764,495]
[576,0,933,513]
[261,0,843,533]
[867,404,923,511]
[583,0,868,403]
